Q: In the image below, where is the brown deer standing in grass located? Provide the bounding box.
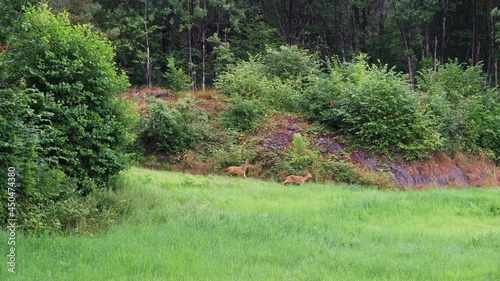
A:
[282,171,312,185]
[227,161,251,178]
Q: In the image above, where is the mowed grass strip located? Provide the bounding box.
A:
[1,167,500,281]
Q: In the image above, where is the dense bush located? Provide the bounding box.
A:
[469,89,500,161]
[19,168,124,234]
[260,77,301,112]
[416,61,493,154]
[300,63,346,120]
[216,46,321,113]
[222,99,264,132]
[2,5,130,190]
[0,5,131,233]
[262,45,320,82]
[215,57,267,99]
[284,134,321,174]
[323,55,442,159]
[138,98,208,155]
[163,57,192,93]
[312,159,361,184]
[0,88,44,191]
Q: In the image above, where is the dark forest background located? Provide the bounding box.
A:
[3,0,499,88]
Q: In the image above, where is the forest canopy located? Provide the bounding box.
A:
[2,0,498,88]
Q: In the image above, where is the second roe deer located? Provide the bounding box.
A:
[282,171,312,185]
[227,161,251,178]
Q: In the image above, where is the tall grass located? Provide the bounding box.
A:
[1,167,500,280]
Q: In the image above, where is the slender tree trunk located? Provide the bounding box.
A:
[202,30,206,91]
[216,6,221,36]
[188,26,195,91]
[487,0,494,83]
[434,36,438,69]
[424,31,430,59]
[288,0,293,44]
[144,0,152,88]
[201,0,207,91]
[187,0,196,91]
[396,20,415,84]
[495,60,498,88]
[472,0,477,64]
[440,0,447,64]
[406,53,415,85]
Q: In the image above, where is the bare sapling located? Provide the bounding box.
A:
[227,161,251,178]
[282,171,312,185]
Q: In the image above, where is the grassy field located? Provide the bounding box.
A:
[1,167,500,280]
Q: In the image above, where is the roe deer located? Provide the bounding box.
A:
[282,171,312,185]
[227,161,251,178]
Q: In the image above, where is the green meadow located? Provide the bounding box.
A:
[1,167,500,281]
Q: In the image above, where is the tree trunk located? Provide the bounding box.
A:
[144,0,152,88]
[434,36,438,69]
[494,60,498,88]
[202,30,206,91]
[188,26,195,91]
[187,0,196,91]
[471,0,482,65]
[397,20,415,84]
[440,0,447,64]
[487,0,494,83]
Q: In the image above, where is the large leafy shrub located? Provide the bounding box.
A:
[0,5,131,233]
[467,96,500,163]
[262,45,320,82]
[138,99,207,155]
[300,60,347,120]
[19,168,124,234]
[215,57,267,99]
[284,134,321,174]
[163,57,192,93]
[323,55,442,159]
[2,5,130,190]
[222,99,264,132]
[417,61,491,154]
[215,47,307,112]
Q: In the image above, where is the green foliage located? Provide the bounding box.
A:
[215,48,307,113]
[19,168,124,234]
[163,57,192,93]
[138,99,207,155]
[228,7,285,60]
[0,5,132,234]
[300,61,346,120]
[284,134,321,174]
[0,88,43,192]
[416,61,491,154]
[221,99,264,132]
[324,55,442,159]
[208,34,235,75]
[262,45,320,82]
[417,60,487,104]
[0,0,29,44]
[472,89,500,160]
[3,5,130,190]
[313,159,362,184]
[207,145,258,173]
[215,56,267,99]
[260,77,301,112]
